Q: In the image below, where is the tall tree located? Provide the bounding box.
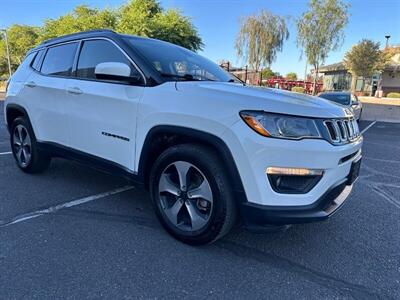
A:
[0,25,39,74]
[0,0,203,77]
[343,39,387,92]
[297,0,349,94]
[117,0,161,37]
[235,10,289,72]
[117,0,203,51]
[39,5,117,42]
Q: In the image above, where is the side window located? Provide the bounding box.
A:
[76,40,142,82]
[41,42,78,76]
[18,52,36,70]
[31,49,45,71]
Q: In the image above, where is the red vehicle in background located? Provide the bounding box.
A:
[264,77,323,94]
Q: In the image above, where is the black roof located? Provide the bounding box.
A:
[33,29,117,50]
[29,29,170,54]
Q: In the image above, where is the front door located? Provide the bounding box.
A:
[64,39,145,170]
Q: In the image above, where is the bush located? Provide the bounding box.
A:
[0,81,7,92]
[386,92,400,98]
[291,86,305,93]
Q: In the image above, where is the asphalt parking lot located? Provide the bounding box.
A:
[0,100,399,299]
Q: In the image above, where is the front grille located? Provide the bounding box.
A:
[323,118,360,144]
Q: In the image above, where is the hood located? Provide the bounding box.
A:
[176,82,351,119]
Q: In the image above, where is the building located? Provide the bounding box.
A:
[319,47,400,96]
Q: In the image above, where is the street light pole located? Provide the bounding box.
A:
[0,29,12,79]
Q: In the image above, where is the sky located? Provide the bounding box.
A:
[1,0,400,78]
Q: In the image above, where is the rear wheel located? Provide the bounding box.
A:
[10,117,51,173]
[150,144,236,245]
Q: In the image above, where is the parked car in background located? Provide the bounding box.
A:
[318,91,363,121]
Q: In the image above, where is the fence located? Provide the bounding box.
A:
[219,63,323,94]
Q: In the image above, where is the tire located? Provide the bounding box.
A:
[10,117,51,173]
[149,143,236,245]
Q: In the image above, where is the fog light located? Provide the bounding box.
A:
[266,167,323,176]
[266,167,323,194]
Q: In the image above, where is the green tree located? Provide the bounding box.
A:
[297,0,349,94]
[117,0,203,51]
[0,0,203,77]
[261,67,276,79]
[235,10,289,72]
[39,5,117,42]
[117,0,161,37]
[286,72,297,80]
[343,39,387,92]
[152,9,202,51]
[0,25,39,74]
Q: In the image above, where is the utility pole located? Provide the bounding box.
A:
[0,29,12,79]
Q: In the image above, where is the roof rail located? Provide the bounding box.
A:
[40,29,116,45]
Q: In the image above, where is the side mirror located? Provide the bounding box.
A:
[94,62,142,84]
[351,95,359,105]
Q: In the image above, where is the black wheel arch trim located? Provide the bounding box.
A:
[5,104,32,134]
[138,125,248,204]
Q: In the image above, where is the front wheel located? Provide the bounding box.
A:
[149,144,236,245]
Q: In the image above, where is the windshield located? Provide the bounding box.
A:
[124,37,239,83]
[319,93,350,105]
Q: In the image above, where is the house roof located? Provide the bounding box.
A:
[319,61,400,73]
[319,62,346,73]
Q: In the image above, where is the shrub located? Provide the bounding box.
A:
[291,86,305,93]
[0,81,7,92]
[386,92,400,98]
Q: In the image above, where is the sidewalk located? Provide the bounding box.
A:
[359,96,400,106]
[359,97,400,123]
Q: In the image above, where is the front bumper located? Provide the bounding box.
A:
[240,178,352,227]
[224,120,363,226]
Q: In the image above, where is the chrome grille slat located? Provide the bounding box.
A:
[323,118,360,145]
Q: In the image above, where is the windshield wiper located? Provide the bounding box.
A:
[160,73,200,81]
[160,73,217,82]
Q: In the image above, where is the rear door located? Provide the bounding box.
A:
[64,38,145,170]
[26,42,78,145]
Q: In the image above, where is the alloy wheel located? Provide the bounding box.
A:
[12,124,32,167]
[158,161,213,232]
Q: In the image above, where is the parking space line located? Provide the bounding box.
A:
[0,151,12,156]
[364,157,400,164]
[0,185,134,228]
[363,140,400,149]
[371,185,400,209]
[360,121,377,135]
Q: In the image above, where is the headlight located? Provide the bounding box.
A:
[240,111,321,140]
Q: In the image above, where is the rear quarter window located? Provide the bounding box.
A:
[41,42,78,76]
[31,49,46,71]
[9,52,36,82]
[18,52,36,70]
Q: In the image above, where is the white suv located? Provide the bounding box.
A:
[4,30,363,245]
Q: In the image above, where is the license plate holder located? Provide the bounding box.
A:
[347,156,362,185]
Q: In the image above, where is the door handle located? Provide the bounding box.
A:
[66,87,83,95]
[24,81,36,88]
